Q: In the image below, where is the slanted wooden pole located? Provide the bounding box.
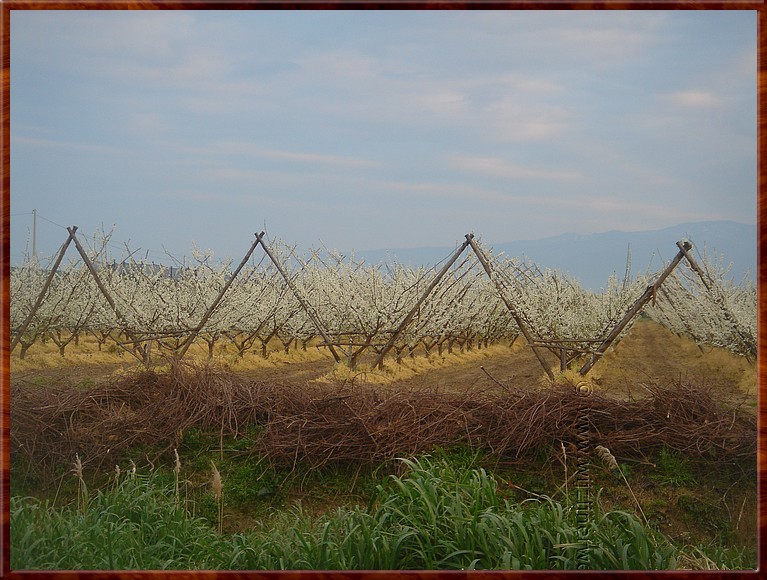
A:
[466,236,555,381]
[66,227,148,362]
[373,234,475,370]
[11,227,76,352]
[579,241,692,376]
[68,227,128,323]
[255,232,342,363]
[178,233,264,359]
[674,241,756,357]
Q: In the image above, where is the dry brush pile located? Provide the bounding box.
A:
[11,363,756,476]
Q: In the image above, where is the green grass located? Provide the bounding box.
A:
[11,426,756,572]
[12,454,684,570]
[176,427,381,527]
[11,471,227,569]
[653,446,696,487]
[678,543,757,570]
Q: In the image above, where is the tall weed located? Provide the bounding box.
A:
[227,455,678,570]
[11,471,225,569]
[12,454,681,570]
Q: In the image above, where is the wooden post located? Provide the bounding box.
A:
[68,227,128,323]
[372,234,475,370]
[178,233,264,359]
[66,227,147,363]
[466,236,556,381]
[674,241,756,357]
[255,232,342,363]
[579,241,692,376]
[10,228,76,352]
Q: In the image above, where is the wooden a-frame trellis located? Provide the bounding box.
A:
[369,234,556,377]
[488,238,750,377]
[518,241,698,377]
[12,229,748,375]
[177,231,343,363]
[11,228,346,365]
[575,240,696,376]
[10,226,149,362]
[559,239,756,375]
[370,235,742,379]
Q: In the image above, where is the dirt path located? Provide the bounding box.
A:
[385,346,553,393]
[10,321,755,403]
[595,319,756,399]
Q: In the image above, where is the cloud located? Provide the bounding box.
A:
[127,112,171,140]
[402,72,567,140]
[482,74,562,95]
[10,11,754,257]
[267,37,572,142]
[663,90,723,108]
[413,92,467,117]
[350,176,573,209]
[480,100,571,142]
[15,11,261,108]
[79,11,199,59]
[11,134,120,155]
[451,156,588,183]
[294,51,381,82]
[464,11,666,70]
[348,175,719,230]
[210,141,378,168]
[575,194,723,230]
[163,187,324,212]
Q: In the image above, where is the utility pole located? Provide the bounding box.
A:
[32,208,37,260]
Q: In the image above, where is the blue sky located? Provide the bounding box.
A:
[10,10,756,265]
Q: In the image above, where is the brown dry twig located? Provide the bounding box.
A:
[11,363,756,476]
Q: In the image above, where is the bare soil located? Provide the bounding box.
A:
[10,320,756,402]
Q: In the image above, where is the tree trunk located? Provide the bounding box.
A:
[143,341,152,368]
[206,338,216,361]
[96,331,110,351]
[19,341,32,359]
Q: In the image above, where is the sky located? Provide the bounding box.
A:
[9,10,757,266]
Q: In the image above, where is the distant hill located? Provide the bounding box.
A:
[356,221,757,291]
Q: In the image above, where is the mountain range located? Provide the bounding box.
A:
[355,221,757,291]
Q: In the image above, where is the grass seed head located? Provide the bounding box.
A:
[595,445,619,471]
[72,454,83,479]
[210,460,223,500]
[174,448,181,475]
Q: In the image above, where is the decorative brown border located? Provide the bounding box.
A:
[0,1,765,8]
[1,2,763,578]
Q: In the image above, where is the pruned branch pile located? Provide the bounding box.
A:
[11,363,755,474]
